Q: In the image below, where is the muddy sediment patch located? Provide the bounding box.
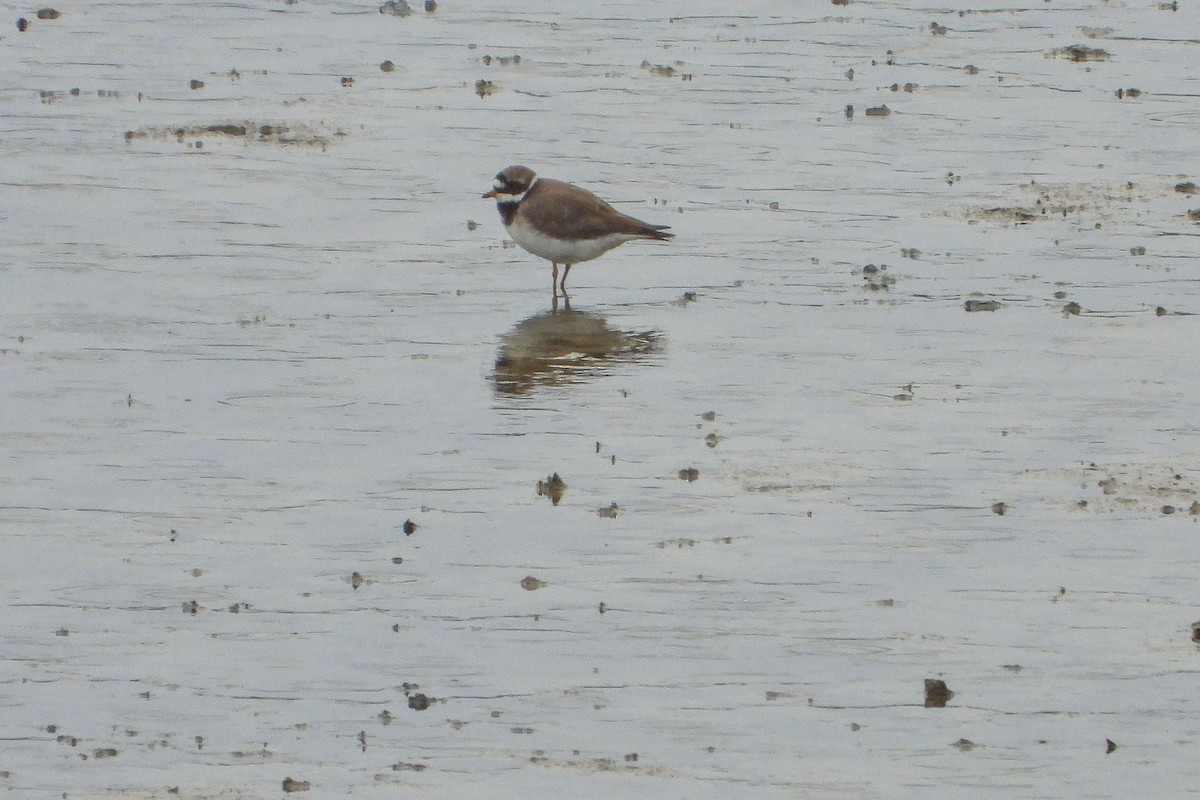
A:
[1018,462,1200,515]
[962,180,1176,227]
[123,121,343,149]
[1048,45,1111,62]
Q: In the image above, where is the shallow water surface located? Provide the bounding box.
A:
[2,1,1200,797]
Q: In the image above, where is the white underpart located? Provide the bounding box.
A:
[507,215,641,264]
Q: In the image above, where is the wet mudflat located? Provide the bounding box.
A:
[2,1,1200,797]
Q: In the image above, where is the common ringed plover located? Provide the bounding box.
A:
[483,165,673,295]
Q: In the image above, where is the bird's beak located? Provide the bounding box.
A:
[482,189,498,199]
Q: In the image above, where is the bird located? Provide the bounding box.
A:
[483,165,673,295]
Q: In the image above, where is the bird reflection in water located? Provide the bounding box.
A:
[492,299,662,396]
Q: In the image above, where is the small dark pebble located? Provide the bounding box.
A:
[1105,739,1117,754]
[991,502,1007,515]
[1175,182,1198,195]
[403,519,417,535]
[964,299,1001,312]
[37,8,60,19]
[408,693,430,711]
[17,17,29,31]
[189,79,204,90]
[425,0,437,10]
[380,60,395,72]
[536,473,566,505]
[351,571,364,589]
[678,467,699,482]
[379,0,412,15]
[924,678,953,708]
[340,76,354,87]
[282,777,311,793]
[1063,301,1082,316]
[1190,621,1200,642]
[864,105,890,117]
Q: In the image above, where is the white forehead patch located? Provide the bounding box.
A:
[490,175,536,203]
[493,177,505,189]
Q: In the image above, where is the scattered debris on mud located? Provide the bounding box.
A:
[124,121,342,149]
[1048,45,1111,62]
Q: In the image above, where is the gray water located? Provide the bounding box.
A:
[3,1,1199,797]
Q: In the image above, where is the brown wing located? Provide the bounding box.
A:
[531,179,673,241]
